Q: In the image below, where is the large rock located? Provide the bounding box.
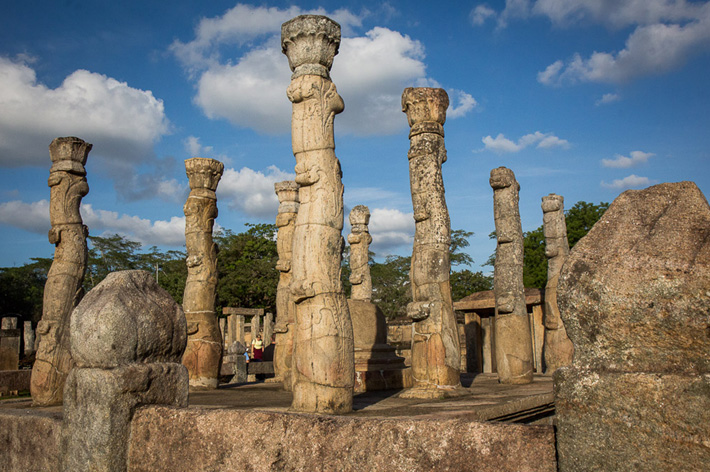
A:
[555,181,710,471]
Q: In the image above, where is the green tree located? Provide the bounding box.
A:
[370,255,412,319]
[0,258,52,323]
[215,223,279,314]
[450,269,493,301]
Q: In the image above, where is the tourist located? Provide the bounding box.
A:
[251,334,264,362]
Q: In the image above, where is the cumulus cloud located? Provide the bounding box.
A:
[481,131,570,153]
[173,5,475,136]
[471,5,497,25]
[366,208,414,255]
[217,165,295,218]
[472,1,710,85]
[0,200,186,246]
[602,150,654,168]
[595,92,621,106]
[447,90,478,118]
[601,174,656,189]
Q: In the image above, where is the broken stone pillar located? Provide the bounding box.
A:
[181,157,224,389]
[400,88,463,399]
[264,312,274,347]
[348,205,373,302]
[31,137,91,406]
[62,270,188,472]
[282,15,355,413]
[251,314,261,341]
[219,317,227,349]
[0,317,20,371]
[273,180,299,390]
[540,194,574,374]
[555,182,710,470]
[23,321,35,357]
[490,167,533,385]
[347,206,411,392]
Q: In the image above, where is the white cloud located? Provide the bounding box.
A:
[601,174,656,189]
[471,5,497,25]
[481,131,569,153]
[601,150,654,168]
[0,56,170,168]
[174,6,474,136]
[447,89,478,118]
[217,165,295,218]
[184,135,213,157]
[0,199,186,246]
[366,208,414,255]
[595,92,621,106]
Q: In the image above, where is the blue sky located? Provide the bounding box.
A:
[1,0,709,273]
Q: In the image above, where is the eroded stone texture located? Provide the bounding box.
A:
[273,181,299,390]
[490,167,533,385]
[31,137,91,406]
[181,157,223,389]
[348,205,372,302]
[282,15,354,413]
[62,270,188,472]
[555,182,710,471]
[23,321,35,357]
[400,88,463,399]
[541,194,574,373]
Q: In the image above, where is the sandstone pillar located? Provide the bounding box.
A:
[273,180,299,390]
[23,321,35,358]
[540,194,574,373]
[555,182,710,470]
[235,315,245,344]
[264,312,274,347]
[490,167,533,384]
[181,157,224,389]
[251,315,261,342]
[62,271,188,472]
[31,137,91,406]
[282,15,354,413]
[219,317,227,349]
[0,317,20,371]
[400,88,463,399]
[348,205,372,302]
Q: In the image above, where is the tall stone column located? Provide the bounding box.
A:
[273,181,299,389]
[282,15,354,414]
[541,194,574,373]
[490,167,533,384]
[31,137,91,406]
[348,205,372,302]
[400,88,462,399]
[181,157,223,389]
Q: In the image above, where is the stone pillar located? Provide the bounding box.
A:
[62,271,188,472]
[555,182,710,470]
[263,312,274,347]
[181,157,224,389]
[273,180,299,390]
[348,205,372,302]
[490,167,533,384]
[31,137,91,406]
[251,315,261,341]
[0,317,21,371]
[219,317,227,349]
[23,321,35,358]
[540,194,574,373]
[282,15,354,413]
[400,88,463,399]
[235,315,245,344]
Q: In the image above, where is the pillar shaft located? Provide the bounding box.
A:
[181,157,224,389]
[401,88,462,398]
[31,137,91,406]
[348,206,372,302]
[282,15,354,413]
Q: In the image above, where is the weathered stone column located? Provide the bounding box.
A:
[62,271,188,472]
[0,317,20,371]
[400,88,463,399]
[23,321,35,357]
[555,182,710,470]
[490,167,533,384]
[541,194,574,373]
[273,180,299,390]
[181,157,223,389]
[251,315,261,341]
[264,312,274,347]
[31,137,91,406]
[348,205,372,302]
[282,15,354,413]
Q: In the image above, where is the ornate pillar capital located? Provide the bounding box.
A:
[281,15,341,80]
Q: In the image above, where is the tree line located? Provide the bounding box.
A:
[0,201,607,323]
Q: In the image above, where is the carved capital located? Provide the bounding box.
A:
[349,204,370,226]
[281,15,341,79]
[541,193,564,213]
[275,180,300,207]
[490,166,519,190]
[49,137,91,175]
[402,88,448,133]
[185,158,224,192]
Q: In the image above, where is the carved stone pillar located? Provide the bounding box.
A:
[541,194,574,373]
[31,137,91,406]
[282,15,354,413]
[348,205,372,302]
[272,181,299,390]
[400,88,463,399]
[181,157,224,389]
[490,167,533,384]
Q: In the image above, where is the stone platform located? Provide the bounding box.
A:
[0,374,556,471]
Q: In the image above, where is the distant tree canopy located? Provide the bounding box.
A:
[485,201,610,288]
